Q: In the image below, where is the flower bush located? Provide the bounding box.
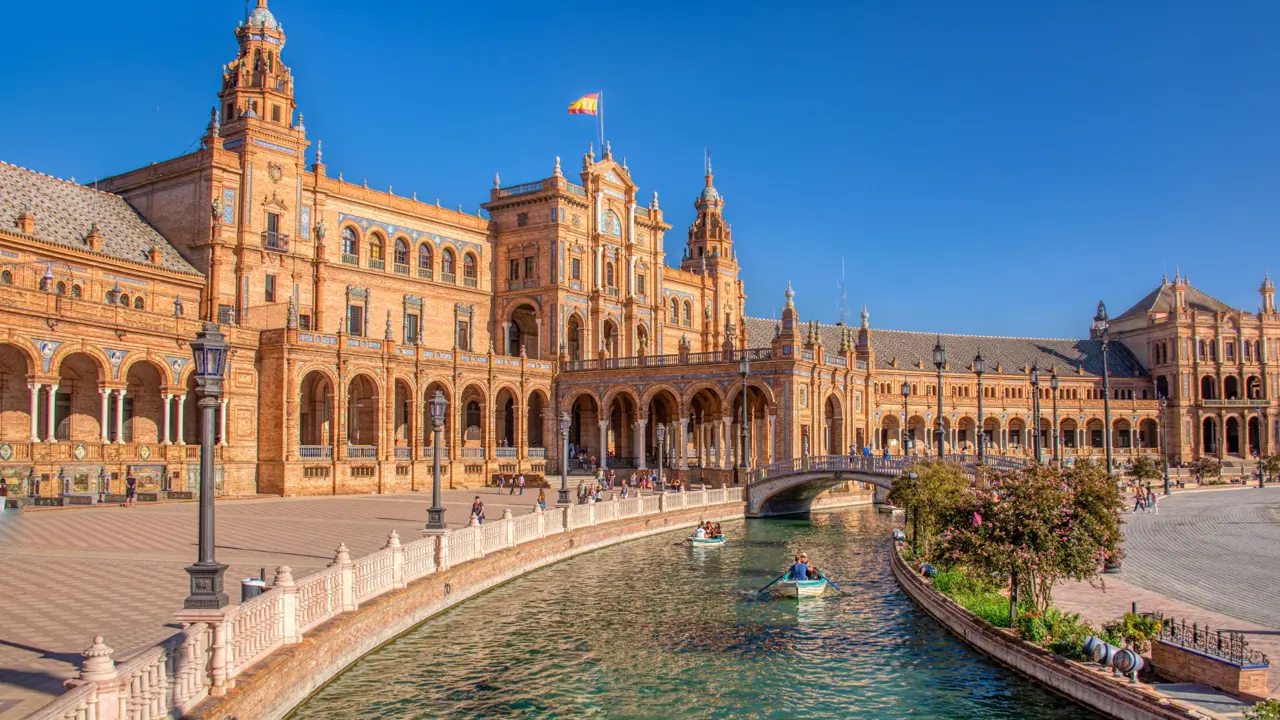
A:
[1100,612,1164,653]
[1016,607,1097,661]
[1245,699,1280,720]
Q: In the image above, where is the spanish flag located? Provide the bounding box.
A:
[568,93,599,116]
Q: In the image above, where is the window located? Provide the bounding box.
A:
[0,270,10,285]
[1198,339,1206,361]
[342,227,359,261]
[1226,342,1235,361]
[571,258,581,281]
[456,320,470,350]
[265,274,276,303]
[462,253,477,286]
[133,297,144,310]
[55,281,66,295]
[298,314,311,331]
[405,313,419,344]
[418,243,433,279]
[551,208,560,223]
[683,301,692,326]
[119,293,130,307]
[509,259,520,280]
[71,284,81,298]
[606,262,615,287]
[394,239,409,266]
[670,303,679,324]
[347,304,364,336]
[637,274,646,296]
[517,212,528,227]
[524,257,535,279]
[271,105,281,123]
[369,234,385,266]
[442,249,456,278]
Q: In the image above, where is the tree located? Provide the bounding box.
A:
[1130,455,1163,484]
[888,460,972,559]
[1189,456,1221,481]
[938,462,1123,612]
[1262,454,1280,482]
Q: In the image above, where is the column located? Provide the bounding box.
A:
[768,414,776,463]
[719,416,730,469]
[99,388,109,442]
[176,394,186,444]
[219,398,229,446]
[635,418,647,469]
[503,322,511,356]
[595,246,603,290]
[534,319,542,359]
[46,384,58,441]
[678,417,690,469]
[114,388,125,444]
[29,383,41,442]
[162,394,173,444]
[598,419,609,469]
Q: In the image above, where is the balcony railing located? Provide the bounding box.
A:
[423,445,449,460]
[460,447,485,459]
[442,272,456,284]
[529,447,546,458]
[564,347,774,372]
[463,276,477,288]
[369,258,385,270]
[496,181,544,197]
[566,184,586,196]
[393,263,409,276]
[261,231,290,253]
[342,253,359,266]
[605,287,619,297]
[418,267,433,280]
[347,445,377,459]
[394,446,411,460]
[1203,398,1266,407]
[300,445,333,460]
[495,447,518,458]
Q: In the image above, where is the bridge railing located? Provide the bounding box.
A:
[747,455,1031,485]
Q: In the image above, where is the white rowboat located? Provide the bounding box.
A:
[779,577,829,598]
[690,535,726,547]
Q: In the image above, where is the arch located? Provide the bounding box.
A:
[669,302,679,325]
[494,385,519,448]
[71,284,82,298]
[526,389,548,448]
[0,270,11,285]
[1112,418,1133,449]
[636,323,649,355]
[1247,375,1263,400]
[421,380,453,451]
[1224,375,1240,400]
[601,386,641,413]
[605,390,639,462]
[1155,375,1169,399]
[341,225,360,258]
[565,312,584,361]
[346,374,380,447]
[368,232,386,264]
[1202,416,1218,455]
[1201,375,1218,401]
[823,394,843,455]
[566,389,600,460]
[392,237,410,267]
[682,301,692,327]
[392,378,414,447]
[55,281,66,295]
[441,247,457,279]
[686,386,725,468]
[122,359,165,443]
[119,293,130,307]
[1225,416,1242,456]
[679,381,726,411]
[1061,417,1079,449]
[508,303,538,357]
[1138,418,1158,450]
[119,355,177,389]
[417,242,434,279]
[133,297,145,310]
[299,370,335,448]
[462,252,478,283]
[981,416,1000,452]
[46,352,104,443]
[603,210,622,236]
[460,382,487,448]
[602,318,619,356]
[0,343,34,442]
[1248,416,1261,456]
[956,415,977,452]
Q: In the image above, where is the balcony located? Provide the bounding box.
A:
[394,446,411,460]
[605,287,619,297]
[422,445,449,460]
[418,267,433,280]
[528,447,546,458]
[346,444,377,459]
[442,272,456,284]
[463,276,477,288]
[342,253,359,266]
[394,263,409,276]
[1203,398,1266,408]
[300,445,333,460]
[261,231,290,253]
[564,347,774,372]
[369,258,385,270]
[495,447,518,459]
[496,181,545,198]
[460,447,485,459]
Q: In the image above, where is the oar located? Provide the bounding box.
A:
[758,572,789,594]
[819,572,845,594]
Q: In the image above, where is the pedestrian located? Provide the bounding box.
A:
[1132,491,1145,513]
[496,474,505,491]
[470,496,485,524]
[125,473,137,508]
[537,489,546,510]
[517,473,525,495]
[0,477,8,510]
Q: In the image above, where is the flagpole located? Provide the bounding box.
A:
[598,90,605,154]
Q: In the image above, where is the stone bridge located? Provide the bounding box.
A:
[744,455,1027,516]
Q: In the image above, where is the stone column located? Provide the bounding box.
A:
[503,322,511,356]
[598,419,609,470]
[29,383,42,442]
[162,394,173,444]
[99,388,110,442]
[534,318,542,360]
[595,246,604,290]
[45,384,58,441]
[768,413,776,463]
[219,398,229,446]
[719,416,730,469]
[635,418,647,469]
[176,394,186,445]
[114,388,125,444]
[678,417,690,469]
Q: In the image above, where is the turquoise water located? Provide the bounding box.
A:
[291,506,1097,719]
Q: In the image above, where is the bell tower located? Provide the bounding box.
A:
[217,0,300,144]
[682,154,736,276]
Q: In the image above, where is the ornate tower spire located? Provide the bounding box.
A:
[1262,273,1275,314]
[218,0,300,146]
[682,150,733,275]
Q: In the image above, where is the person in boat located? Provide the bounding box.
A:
[800,554,821,580]
[711,522,722,538]
[789,554,809,581]
[694,524,707,539]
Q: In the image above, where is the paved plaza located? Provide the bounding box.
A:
[0,485,556,719]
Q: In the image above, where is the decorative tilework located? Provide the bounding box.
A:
[221,188,236,225]
[103,348,128,379]
[244,164,253,225]
[604,188,625,200]
[33,338,62,373]
[338,213,483,256]
[222,139,244,151]
[253,139,297,155]
[166,356,189,380]
[299,205,311,240]
[0,250,17,259]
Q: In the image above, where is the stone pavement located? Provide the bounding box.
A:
[0,485,559,719]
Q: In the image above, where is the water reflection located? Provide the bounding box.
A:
[291,506,1098,720]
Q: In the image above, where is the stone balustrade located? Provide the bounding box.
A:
[27,488,743,720]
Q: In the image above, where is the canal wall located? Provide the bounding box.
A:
[189,497,745,720]
[889,545,1208,720]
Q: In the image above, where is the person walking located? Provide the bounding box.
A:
[517,474,525,495]
[537,489,546,510]
[125,473,137,508]
[470,496,485,524]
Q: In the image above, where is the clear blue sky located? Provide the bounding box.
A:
[3,1,1277,338]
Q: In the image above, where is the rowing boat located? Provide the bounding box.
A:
[778,577,829,598]
[690,535,726,547]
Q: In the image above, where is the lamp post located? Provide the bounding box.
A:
[1050,372,1060,463]
[1091,301,1114,474]
[425,390,447,530]
[739,355,750,469]
[1030,363,1042,464]
[1160,395,1170,495]
[933,338,946,459]
[558,412,571,506]
[974,352,985,464]
[656,423,666,492]
[184,323,229,610]
[900,381,910,457]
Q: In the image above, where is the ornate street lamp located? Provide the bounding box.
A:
[1029,363,1042,463]
[739,355,750,469]
[1050,372,1060,463]
[558,412,572,505]
[974,352,985,464]
[655,423,667,492]
[900,381,910,457]
[1091,301,1114,474]
[184,322,229,610]
[426,391,447,530]
[933,338,946,459]
[1159,395,1171,495]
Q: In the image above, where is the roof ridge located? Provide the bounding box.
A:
[0,160,125,202]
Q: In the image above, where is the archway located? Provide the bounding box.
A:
[981,417,1000,454]
[729,384,772,467]
[1225,416,1241,456]
[906,415,928,455]
[823,395,843,456]
[393,380,413,451]
[1061,418,1079,450]
[566,314,584,361]
[1113,419,1132,450]
[1224,376,1240,400]
[1201,376,1218,401]
[688,387,724,468]
[495,387,518,448]
[881,414,902,455]
[299,371,334,451]
[1008,418,1026,452]
[1247,376,1263,400]
[0,344,33,442]
[508,304,538,358]
[568,392,600,465]
[346,375,379,448]
[636,324,649,357]
[1138,418,1158,450]
[645,389,679,467]
[421,382,452,454]
[55,352,105,442]
[606,391,639,466]
[1155,375,1170,399]
[957,417,975,453]
[526,390,546,448]
[602,319,619,356]
[460,384,487,452]
[1202,417,1218,455]
[1248,416,1261,456]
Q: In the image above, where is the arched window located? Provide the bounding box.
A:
[0,270,10,285]
[605,262,615,287]
[55,281,66,295]
[394,238,409,266]
[342,226,359,257]
[442,248,456,277]
[418,243,433,278]
[683,301,692,326]
[462,253,477,284]
[71,284,82,298]
[369,234,385,263]
[119,293,130,307]
[133,297,144,310]
[670,302,679,324]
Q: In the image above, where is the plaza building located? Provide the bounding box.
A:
[0,1,1271,501]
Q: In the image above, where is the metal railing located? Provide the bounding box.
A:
[746,454,1031,485]
[497,181,544,197]
[1159,618,1269,666]
[261,231,290,252]
[564,346,774,372]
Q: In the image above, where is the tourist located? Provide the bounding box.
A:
[1146,486,1158,513]
[712,522,722,538]
[517,474,525,495]
[471,496,485,524]
[576,481,586,504]
[694,524,706,539]
[537,489,546,510]
[496,475,505,491]
[608,469,616,488]
[0,477,8,509]
[788,554,809,581]
[1132,490,1146,514]
[125,473,137,508]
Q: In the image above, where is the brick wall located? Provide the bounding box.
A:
[1152,640,1270,701]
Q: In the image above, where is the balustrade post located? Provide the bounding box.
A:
[46,383,58,441]
[434,532,450,572]
[588,502,596,525]
[332,543,356,612]
[74,635,119,718]
[471,515,484,557]
[561,505,572,531]
[114,387,126,445]
[535,505,545,538]
[29,383,42,442]
[386,531,405,589]
[273,566,300,643]
[499,508,513,547]
[658,492,667,514]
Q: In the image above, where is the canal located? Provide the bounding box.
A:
[290,505,1097,719]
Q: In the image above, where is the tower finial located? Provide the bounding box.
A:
[861,304,869,329]
[315,140,322,164]
[784,281,795,310]
[553,156,561,177]
[494,172,500,189]
[705,147,712,178]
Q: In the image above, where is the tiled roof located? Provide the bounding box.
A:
[743,317,1147,379]
[0,161,201,276]
[1114,281,1234,320]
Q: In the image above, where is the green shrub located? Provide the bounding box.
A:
[932,568,1013,628]
[1016,607,1098,660]
[1101,613,1163,653]
[1245,699,1280,720]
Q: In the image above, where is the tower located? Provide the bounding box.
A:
[218,0,301,142]
[1262,274,1275,315]
[682,154,734,273]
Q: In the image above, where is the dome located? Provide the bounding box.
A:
[247,1,279,31]
[698,184,721,205]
